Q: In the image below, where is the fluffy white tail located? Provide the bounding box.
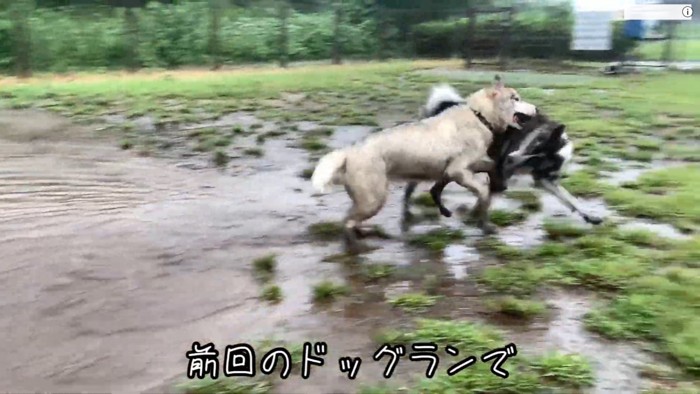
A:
[424,84,465,117]
[311,149,347,193]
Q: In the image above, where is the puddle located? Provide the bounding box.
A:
[443,244,480,280]
[0,109,392,393]
[619,220,691,241]
[508,291,652,394]
[495,181,613,249]
[601,160,686,186]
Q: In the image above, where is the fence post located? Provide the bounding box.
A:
[10,0,33,78]
[464,8,476,69]
[332,0,342,65]
[123,7,140,72]
[499,7,513,71]
[375,3,386,61]
[208,0,223,70]
[279,0,290,68]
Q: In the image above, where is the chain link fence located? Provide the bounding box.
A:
[1,0,697,77]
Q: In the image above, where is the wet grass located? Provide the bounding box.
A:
[260,284,283,304]
[505,190,541,212]
[307,221,344,241]
[243,147,265,157]
[412,192,437,208]
[299,135,328,152]
[178,377,272,394]
[485,296,547,319]
[603,165,699,232]
[476,221,700,376]
[407,228,465,252]
[252,254,277,279]
[212,149,229,167]
[489,209,528,227]
[298,167,315,180]
[312,280,349,304]
[256,340,304,371]
[371,319,595,393]
[543,218,588,240]
[531,353,595,389]
[388,292,441,313]
[361,263,395,282]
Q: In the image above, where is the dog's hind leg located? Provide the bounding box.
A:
[429,177,453,218]
[343,167,389,255]
[402,181,418,223]
[538,179,603,225]
[446,160,496,235]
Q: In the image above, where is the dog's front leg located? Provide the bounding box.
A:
[538,179,603,225]
[447,159,496,235]
[470,157,507,194]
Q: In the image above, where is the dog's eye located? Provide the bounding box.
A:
[511,95,520,101]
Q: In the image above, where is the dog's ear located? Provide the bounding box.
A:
[550,123,566,141]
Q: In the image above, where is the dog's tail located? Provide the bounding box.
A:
[311,149,348,193]
[422,84,466,118]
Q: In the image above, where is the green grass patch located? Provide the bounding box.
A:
[252,254,277,279]
[260,284,283,304]
[119,139,134,150]
[489,209,528,227]
[312,280,349,303]
[361,263,395,282]
[299,136,328,152]
[543,219,588,240]
[212,149,229,167]
[177,377,272,394]
[413,192,436,208]
[603,165,699,231]
[505,190,541,212]
[485,296,547,319]
[243,147,264,157]
[299,167,315,180]
[475,237,529,261]
[407,228,465,252]
[478,262,559,296]
[307,221,344,241]
[561,169,608,198]
[393,319,594,393]
[388,292,441,313]
[532,353,595,389]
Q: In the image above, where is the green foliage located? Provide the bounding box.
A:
[0,3,380,73]
[0,1,639,73]
[412,5,636,61]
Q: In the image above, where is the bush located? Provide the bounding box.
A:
[0,3,639,73]
[412,5,637,61]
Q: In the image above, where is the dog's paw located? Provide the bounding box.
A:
[583,214,603,225]
[439,207,453,218]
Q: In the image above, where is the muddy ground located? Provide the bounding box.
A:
[0,105,690,394]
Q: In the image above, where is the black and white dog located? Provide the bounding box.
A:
[406,84,603,226]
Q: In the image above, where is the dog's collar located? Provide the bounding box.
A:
[471,109,496,132]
